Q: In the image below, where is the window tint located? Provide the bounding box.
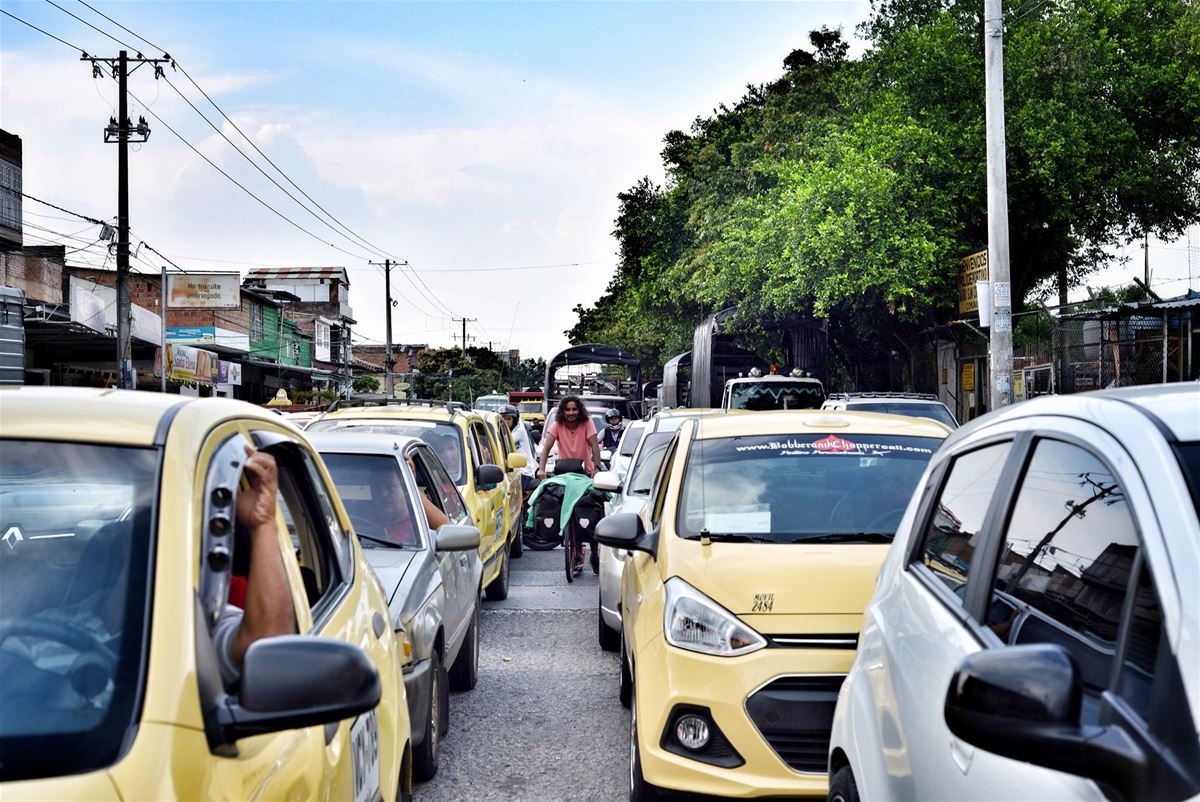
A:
[916,442,1013,601]
[989,440,1138,715]
[619,423,646,457]
[321,453,421,548]
[417,447,468,522]
[473,423,497,466]
[628,433,674,495]
[650,437,679,527]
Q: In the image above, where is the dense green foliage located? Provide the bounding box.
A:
[411,348,546,401]
[569,0,1200,382]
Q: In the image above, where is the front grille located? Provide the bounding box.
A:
[767,634,858,649]
[745,675,845,773]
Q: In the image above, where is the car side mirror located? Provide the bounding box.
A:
[595,512,653,556]
[436,524,481,551]
[507,452,527,471]
[216,636,380,744]
[476,463,504,487]
[592,470,622,493]
[945,645,1147,800]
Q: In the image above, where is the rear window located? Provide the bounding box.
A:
[473,396,507,412]
[848,401,957,428]
[677,433,941,542]
[308,419,467,484]
[517,402,542,414]
[0,440,158,781]
[628,432,675,495]
[727,380,825,411]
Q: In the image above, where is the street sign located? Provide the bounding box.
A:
[957,249,989,314]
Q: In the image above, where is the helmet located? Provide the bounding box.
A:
[499,403,520,421]
[605,407,623,424]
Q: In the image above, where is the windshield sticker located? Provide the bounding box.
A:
[697,508,771,533]
[734,437,935,457]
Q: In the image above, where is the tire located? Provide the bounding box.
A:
[829,766,861,802]
[509,524,524,558]
[485,551,510,601]
[618,632,633,709]
[564,535,575,584]
[448,602,480,691]
[412,650,445,782]
[598,595,620,652]
[629,687,659,802]
[395,743,413,802]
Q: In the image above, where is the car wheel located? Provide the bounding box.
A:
[510,523,524,558]
[395,743,413,802]
[598,595,620,652]
[829,765,860,802]
[629,686,659,801]
[448,601,480,691]
[618,631,632,709]
[412,650,444,782]
[485,551,510,601]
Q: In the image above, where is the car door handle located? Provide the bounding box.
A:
[949,738,974,774]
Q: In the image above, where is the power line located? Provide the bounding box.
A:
[74,0,166,54]
[44,0,137,51]
[0,7,85,53]
[410,260,610,273]
[0,186,108,225]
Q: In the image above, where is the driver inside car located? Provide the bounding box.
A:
[212,446,297,690]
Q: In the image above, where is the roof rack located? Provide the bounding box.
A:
[826,392,941,401]
[332,395,467,415]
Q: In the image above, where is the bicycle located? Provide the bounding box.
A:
[563,518,586,583]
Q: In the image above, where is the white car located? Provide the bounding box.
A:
[821,392,957,428]
[611,419,647,480]
[590,407,723,652]
[827,384,1200,802]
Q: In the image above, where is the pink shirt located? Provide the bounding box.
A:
[549,416,598,471]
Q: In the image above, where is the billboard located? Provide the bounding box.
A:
[166,343,219,385]
[166,273,240,309]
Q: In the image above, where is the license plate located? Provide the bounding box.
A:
[351,708,380,802]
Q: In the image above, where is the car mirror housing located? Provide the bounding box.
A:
[945,644,1147,800]
[592,470,622,493]
[476,463,504,486]
[436,524,481,552]
[216,636,380,744]
[507,452,527,471]
[595,512,652,556]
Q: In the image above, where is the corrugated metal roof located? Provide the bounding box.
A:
[245,267,349,282]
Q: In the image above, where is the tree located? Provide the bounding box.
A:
[352,374,380,393]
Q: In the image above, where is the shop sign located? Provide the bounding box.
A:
[957,250,989,314]
[166,273,240,309]
[962,362,976,392]
[166,343,218,385]
[216,360,243,386]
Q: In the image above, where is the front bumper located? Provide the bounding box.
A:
[403,657,432,745]
[634,633,854,798]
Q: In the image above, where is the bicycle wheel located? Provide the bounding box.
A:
[564,525,575,584]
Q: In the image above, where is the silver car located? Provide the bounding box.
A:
[309,432,484,783]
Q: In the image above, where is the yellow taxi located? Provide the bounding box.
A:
[595,411,949,799]
[477,409,529,557]
[308,401,523,600]
[0,387,411,801]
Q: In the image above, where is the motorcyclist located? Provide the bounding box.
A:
[500,404,539,493]
[600,408,624,451]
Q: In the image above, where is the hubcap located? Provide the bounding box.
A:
[430,669,440,753]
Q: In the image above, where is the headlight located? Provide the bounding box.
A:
[663,577,766,657]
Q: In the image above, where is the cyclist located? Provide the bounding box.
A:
[599,407,624,451]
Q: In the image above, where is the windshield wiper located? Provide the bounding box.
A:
[687,531,776,543]
[787,532,893,544]
[356,532,412,549]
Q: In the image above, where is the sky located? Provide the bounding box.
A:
[2,1,1196,362]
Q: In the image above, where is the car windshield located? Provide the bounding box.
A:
[0,440,157,782]
[320,453,422,548]
[619,422,646,457]
[848,401,957,428]
[677,433,941,542]
[728,380,825,411]
[308,419,467,484]
[517,401,542,414]
[628,432,675,495]
[473,396,507,412]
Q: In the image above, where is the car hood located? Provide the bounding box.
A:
[664,538,889,618]
[360,546,422,606]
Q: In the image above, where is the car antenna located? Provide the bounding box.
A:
[308,388,347,429]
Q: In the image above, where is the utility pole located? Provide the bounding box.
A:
[983,1,1014,408]
[83,50,169,389]
[369,259,401,397]
[453,317,477,355]
[160,264,167,393]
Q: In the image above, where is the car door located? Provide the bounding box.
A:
[484,418,520,540]
[623,433,680,656]
[410,444,470,645]
[248,425,397,802]
[469,421,506,560]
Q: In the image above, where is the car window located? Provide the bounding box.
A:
[628,433,675,495]
[676,433,942,541]
[307,418,467,485]
[914,441,1013,601]
[321,453,422,548]
[988,439,1137,717]
[650,436,680,527]
[473,422,497,466]
[485,419,510,459]
[273,450,346,619]
[413,446,468,523]
[0,441,157,782]
[619,422,646,457]
[726,380,825,411]
[849,402,957,428]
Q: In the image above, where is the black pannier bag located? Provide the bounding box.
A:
[570,488,606,547]
[526,482,566,550]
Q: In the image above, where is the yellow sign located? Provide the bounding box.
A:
[962,362,976,392]
[958,250,989,314]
